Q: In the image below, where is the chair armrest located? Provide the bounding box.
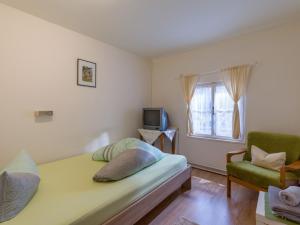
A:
[226,149,247,163]
[280,160,300,188]
[285,161,300,171]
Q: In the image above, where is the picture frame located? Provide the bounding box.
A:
[77,59,96,88]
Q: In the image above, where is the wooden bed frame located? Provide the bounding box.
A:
[102,165,192,225]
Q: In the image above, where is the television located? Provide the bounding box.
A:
[143,108,168,131]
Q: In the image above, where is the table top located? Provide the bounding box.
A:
[138,128,177,132]
[138,128,177,144]
[256,192,286,225]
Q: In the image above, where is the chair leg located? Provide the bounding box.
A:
[227,176,231,198]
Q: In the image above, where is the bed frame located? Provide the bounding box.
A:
[102,165,192,225]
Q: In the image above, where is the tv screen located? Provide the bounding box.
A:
[144,110,160,126]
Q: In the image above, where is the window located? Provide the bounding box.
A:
[190,82,244,141]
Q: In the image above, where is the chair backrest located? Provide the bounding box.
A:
[244,131,300,165]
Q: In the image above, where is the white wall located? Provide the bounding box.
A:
[0,4,151,167]
[152,21,300,171]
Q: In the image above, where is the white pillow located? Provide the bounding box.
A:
[251,145,286,171]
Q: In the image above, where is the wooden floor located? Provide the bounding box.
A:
[136,168,258,225]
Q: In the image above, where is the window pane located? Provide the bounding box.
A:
[214,85,234,137]
[190,85,212,135]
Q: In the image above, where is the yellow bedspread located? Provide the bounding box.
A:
[2,153,187,225]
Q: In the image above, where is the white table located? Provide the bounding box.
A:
[138,128,177,154]
[256,192,285,225]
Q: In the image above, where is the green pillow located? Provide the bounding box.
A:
[0,151,40,222]
[92,138,165,162]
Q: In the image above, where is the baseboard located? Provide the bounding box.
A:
[189,162,227,176]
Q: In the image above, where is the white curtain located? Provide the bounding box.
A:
[222,65,251,139]
[180,74,199,135]
[190,85,213,135]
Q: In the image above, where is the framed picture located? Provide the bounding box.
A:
[77,59,96,88]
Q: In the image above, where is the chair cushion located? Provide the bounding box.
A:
[227,160,298,189]
[251,145,286,171]
[244,132,300,164]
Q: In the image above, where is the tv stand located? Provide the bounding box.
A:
[138,128,177,154]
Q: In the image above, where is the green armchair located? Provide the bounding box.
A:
[226,131,300,197]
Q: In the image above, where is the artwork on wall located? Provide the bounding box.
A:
[77,59,96,88]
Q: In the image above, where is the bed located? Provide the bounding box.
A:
[2,153,191,225]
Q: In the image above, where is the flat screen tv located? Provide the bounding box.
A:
[143,108,168,131]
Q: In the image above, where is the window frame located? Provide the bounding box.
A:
[188,81,246,143]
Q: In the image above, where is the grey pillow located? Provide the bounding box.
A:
[0,151,40,222]
[93,148,157,182]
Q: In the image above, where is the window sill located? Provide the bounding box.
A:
[187,134,245,144]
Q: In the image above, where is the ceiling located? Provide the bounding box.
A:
[1,0,300,58]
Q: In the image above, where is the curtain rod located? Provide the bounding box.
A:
[178,62,258,79]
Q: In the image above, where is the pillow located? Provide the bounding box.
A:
[92,137,165,162]
[251,145,286,171]
[93,148,158,182]
[0,151,40,222]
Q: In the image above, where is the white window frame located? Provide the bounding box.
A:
[188,82,246,143]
